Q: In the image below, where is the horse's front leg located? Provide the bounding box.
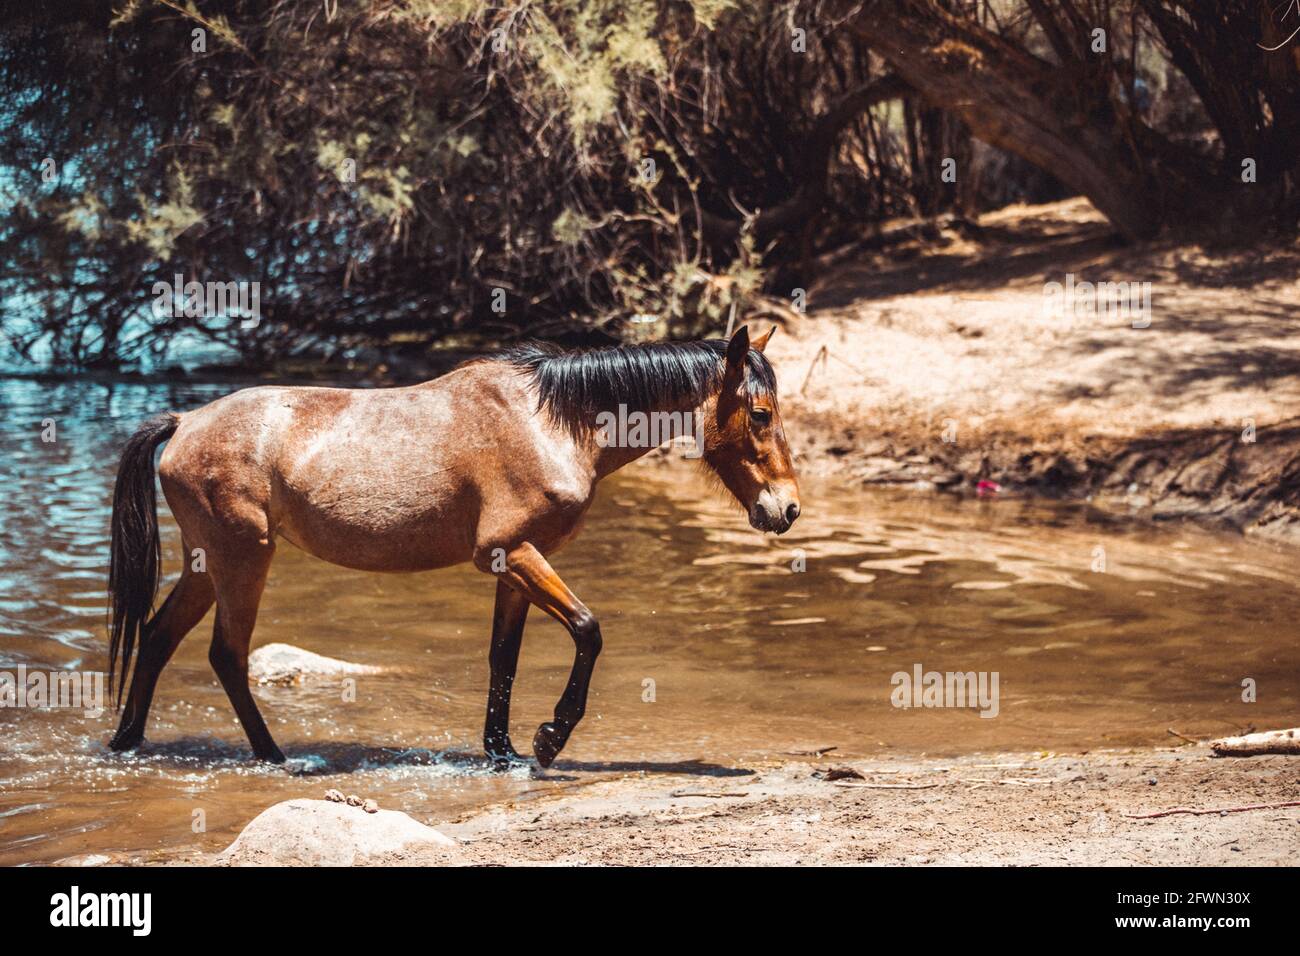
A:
[485,542,602,768]
[484,578,529,765]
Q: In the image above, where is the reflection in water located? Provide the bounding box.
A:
[1,376,1296,863]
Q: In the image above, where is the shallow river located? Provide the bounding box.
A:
[1,377,1296,864]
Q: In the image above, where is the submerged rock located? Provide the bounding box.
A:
[247,642,385,685]
[221,799,457,866]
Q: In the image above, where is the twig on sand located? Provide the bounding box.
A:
[834,781,939,790]
[1166,728,1201,746]
[800,345,828,395]
[1209,727,1300,756]
[674,844,777,856]
[654,810,723,823]
[670,790,750,799]
[1122,801,1300,820]
[956,776,1062,787]
[782,745,838,756]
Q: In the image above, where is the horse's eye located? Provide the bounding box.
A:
[751,407,772,426]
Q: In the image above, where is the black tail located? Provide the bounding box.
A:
[108,413,179,707]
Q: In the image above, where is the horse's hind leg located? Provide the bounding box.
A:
[110,553,215,751]
[208,542,284,763]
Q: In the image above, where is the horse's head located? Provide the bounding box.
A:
[704,325,801,534]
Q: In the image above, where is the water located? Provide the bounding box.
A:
[1,376,1297,864]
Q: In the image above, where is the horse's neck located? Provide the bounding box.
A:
[587,394,715,479]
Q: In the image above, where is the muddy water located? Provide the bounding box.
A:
[1,376,1297,864]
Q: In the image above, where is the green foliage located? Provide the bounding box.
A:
[1,0,1291,369]
[123,165,205,260]
[5,0,806,366]
[525,1,667,144]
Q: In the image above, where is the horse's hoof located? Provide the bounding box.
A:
[487,750,525,772]
[485,736,523,768]
[532,722,567,768]
[257,747,287,765]
[108,730,143,752]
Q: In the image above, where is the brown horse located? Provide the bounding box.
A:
[106,326,800,766]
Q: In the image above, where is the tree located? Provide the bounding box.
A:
[1,2,1296,370]
[851,0,1300,240]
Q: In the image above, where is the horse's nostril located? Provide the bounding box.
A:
[786,502,800,523]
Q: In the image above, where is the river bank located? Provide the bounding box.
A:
[771,197,1300,543]
[435,747,1300,866]
[47,745,1297,866]
[171,746,1297,867]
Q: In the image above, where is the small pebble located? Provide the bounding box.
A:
[324,789,345,803]
[363,799,379,814]
[346,794,363,807]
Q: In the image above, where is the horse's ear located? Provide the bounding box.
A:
[723,325,750,390]
[751,325,776,353]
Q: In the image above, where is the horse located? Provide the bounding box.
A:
[106,325,800,766]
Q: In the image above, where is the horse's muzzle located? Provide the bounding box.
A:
[750,492,800,535]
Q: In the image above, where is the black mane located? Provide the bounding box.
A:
[489,339,777,432]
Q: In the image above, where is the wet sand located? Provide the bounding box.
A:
[435,748,1300,866]
[171,747,1299,867]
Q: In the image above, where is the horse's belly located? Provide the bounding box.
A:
[273,480,477,573]
[279,524,473,573]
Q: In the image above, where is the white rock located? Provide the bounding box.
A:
[221,799,456,866]
[247,642,385,685]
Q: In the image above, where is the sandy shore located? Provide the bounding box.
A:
[770,198,1300,542]
[295,747,1300,867]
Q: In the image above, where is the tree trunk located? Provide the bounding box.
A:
[700,73,910,250]
[853,1,1164,240]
